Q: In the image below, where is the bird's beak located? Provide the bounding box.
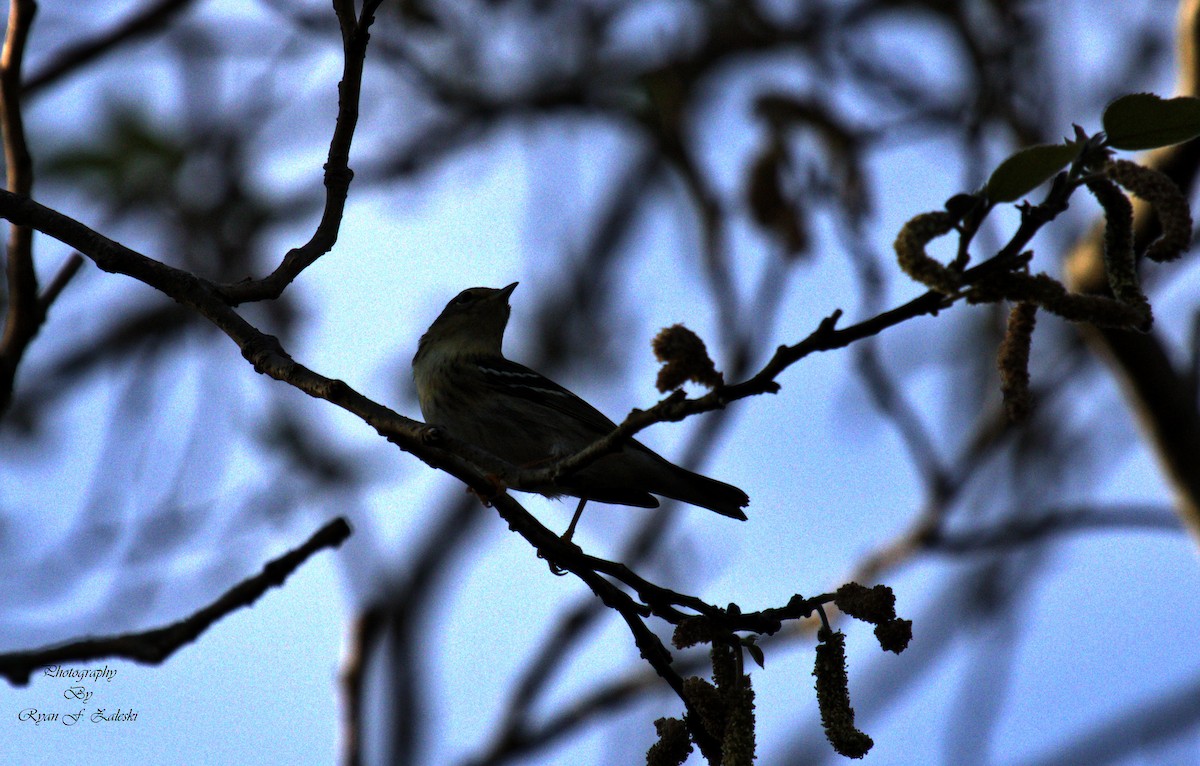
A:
[499,282,518,300]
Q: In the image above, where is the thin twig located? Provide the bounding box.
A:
[37,251,84,310]
[217,0,384,304]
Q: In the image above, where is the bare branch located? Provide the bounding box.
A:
[0,0,38,414]
[217,0,383,304]
[0,516,352,686]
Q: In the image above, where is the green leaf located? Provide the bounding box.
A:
[985,143,1078,203]
[1103,93,1200,150]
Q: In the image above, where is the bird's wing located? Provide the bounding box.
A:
[475,357,621,438]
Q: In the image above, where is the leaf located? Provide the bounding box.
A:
[1103,93,1200,150]
[985,143,1079,203]
[742,637,765,669]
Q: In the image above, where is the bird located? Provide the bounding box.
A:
[412,282,748,539]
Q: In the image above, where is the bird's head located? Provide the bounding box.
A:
[417,282,518,358]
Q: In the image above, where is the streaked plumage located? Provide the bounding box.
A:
[412,283,749,525]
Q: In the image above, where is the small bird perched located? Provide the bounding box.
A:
[412,282,748,539]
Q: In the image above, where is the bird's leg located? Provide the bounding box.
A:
[544,497,588,576]
[562,497,588,543]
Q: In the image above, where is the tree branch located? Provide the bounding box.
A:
[0,516,352,686]
[0,0,38,414]
[217,0,384,304]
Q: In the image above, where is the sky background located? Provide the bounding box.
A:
[3,1,1200,764]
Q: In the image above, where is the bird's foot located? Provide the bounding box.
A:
[539,540,581,576]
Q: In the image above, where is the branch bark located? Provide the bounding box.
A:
[0,0,38,414]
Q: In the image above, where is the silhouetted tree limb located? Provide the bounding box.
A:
[0,0,40,414]
[0,516,351,686]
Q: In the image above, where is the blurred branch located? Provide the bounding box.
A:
[0,251,87,424]
[6,301,197,431]
[1064,0,1200,544]
[0,516,352,686]
[925,504,1182,554]
[850,366,1081,585]
[23,0,198,96]
[854,341,951,498]
[382,490,484,766]
[463,665,666,766]
[1016,671,1200,766]
[341,604,387,766]
[36,251,83,311]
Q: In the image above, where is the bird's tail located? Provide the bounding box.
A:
[652,461,749,520]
